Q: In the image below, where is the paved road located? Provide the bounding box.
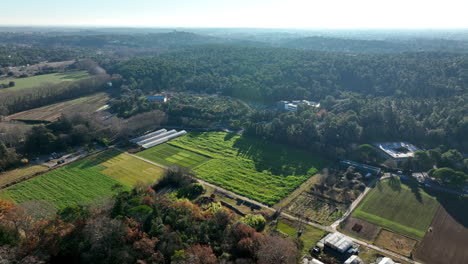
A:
[116,147,419,263]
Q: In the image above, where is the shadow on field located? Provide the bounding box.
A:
[423,188,468,228]
[232,136,324,176]
[65,149,120,170]
[388,176,402,192]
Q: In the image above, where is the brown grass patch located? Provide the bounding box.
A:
[340,217,381,242]
[375,229,417,257]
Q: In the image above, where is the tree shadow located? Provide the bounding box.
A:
[423,187,468,228]
[224,132,236,142]
[402,177,423,203]
[232,135,326,176]
[64,148,121,170]
[388,176,402,192]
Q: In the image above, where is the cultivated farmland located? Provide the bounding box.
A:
[7,92,109,122]
[140,132,326,206]
[0,165,48,187]
[352,178,439,239]
[0,149,164,209]
[0,71,89,91]
[413,196,468,264]
[138,144,211,168]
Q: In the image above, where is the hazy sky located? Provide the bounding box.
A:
[2,0,467,28]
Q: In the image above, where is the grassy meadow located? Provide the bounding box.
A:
[0,71,89,91]
[0,149,164,209]
[139,132,326,206]
[352,178,439,239]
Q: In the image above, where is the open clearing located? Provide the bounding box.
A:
[0,165,48,188]
[352,178,439,240]
[276,219,326,254]
[138,144,211,168]
[140,132,326,206]
[374,229,417,257]
[413,196,468,264]
[0,71,89,91]
[0,149,164,209]
[7,92,109,122]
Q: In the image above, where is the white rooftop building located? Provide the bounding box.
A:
[378,257,396,264]
[323,233,355,253]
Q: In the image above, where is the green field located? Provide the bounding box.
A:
[353,178,440,239]
[276,220,326,253]
[138,132,326,206]
[138,144,211,168]
[0,71,89,90]
[0,149,165,209]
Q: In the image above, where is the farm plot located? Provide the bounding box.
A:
[352,178,439,240]
[0,71,89,91]
[285,192,347,225]
[137,144,211,168]
[275,219,326,254]
[143,132,326,206]
[413,197,468,264]
[0,165,48,187]
[340,217,381,242]
[0,149,164,209]
[7,93,109,122]
[375,229,417,257]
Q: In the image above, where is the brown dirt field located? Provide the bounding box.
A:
[414,206,468,264]
[375,229,417,257]
[340,217,381,242]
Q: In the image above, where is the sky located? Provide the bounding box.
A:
[2,0,467,29]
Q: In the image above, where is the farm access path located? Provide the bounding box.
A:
[115,147,419,264]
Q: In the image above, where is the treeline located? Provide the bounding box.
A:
[110,92,251,128]
[0,45,86,67]
[110,45,468,102]
[0,185,298,264]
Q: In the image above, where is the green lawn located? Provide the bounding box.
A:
[138,132,326,206]
[138,144,211,168]
[352,178,439,240]
[0,71,89,91]
[0,149,165,209]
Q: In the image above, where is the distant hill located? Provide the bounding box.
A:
[279,36,468,53]
[0,31,264,50]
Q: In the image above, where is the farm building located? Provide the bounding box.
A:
[375,142,420,162]
[277,100,320,112]
[302,258,324,264]
[321,232,355,254]
[130,128,187,149]
[344,255,363,264]
[377,257,396,264]
[340,160,381,176]
[147,95,168,103]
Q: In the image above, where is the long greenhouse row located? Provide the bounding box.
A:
[131,129,187,149]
